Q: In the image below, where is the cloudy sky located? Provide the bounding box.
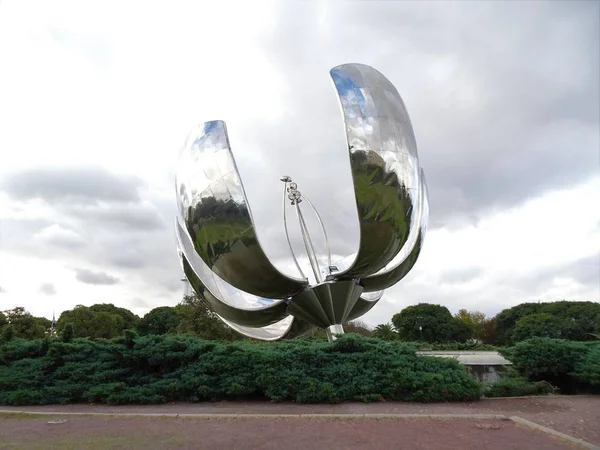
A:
[1,0,598,326]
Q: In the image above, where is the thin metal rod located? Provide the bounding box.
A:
[301,194,332,268]
[295,202,322,283]
[283,182,306,279]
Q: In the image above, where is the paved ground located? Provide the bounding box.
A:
[0,416,582,450]
[1,396,598,449]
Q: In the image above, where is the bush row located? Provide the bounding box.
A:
[499,337,600,394]
[0,334,481,405]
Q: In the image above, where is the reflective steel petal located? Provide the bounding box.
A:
[345,290,385,322]
[286,280,364,328]
[360,170,429,292]
[176,120,308,299]
[176,217,292,327]
[219,315,315,341]
[330,63,420,279]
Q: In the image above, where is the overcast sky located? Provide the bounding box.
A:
[0,0,598,326]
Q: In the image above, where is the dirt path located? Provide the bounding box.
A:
[1,396,598,449]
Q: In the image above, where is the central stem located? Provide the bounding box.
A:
[295,201,322,283]
[280,176,332,284]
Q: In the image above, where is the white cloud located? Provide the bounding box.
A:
[0,0,597,328]
[363,177,600,323]
[34,224,86,249]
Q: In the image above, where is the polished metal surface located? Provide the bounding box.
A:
[175,63,429,342]
[176,218,290,327]
[286,280,364,329]
[176,120,308,299]
[329,63,420,280]
[361,169,429,292]
[345,290,385,322]
[326,324,345,341]
[220,315,315,341]
[300,194,333,270]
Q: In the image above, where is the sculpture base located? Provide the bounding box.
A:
[326,324,344,342]
[286,279,363,330]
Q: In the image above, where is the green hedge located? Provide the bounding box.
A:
[502,337,600,394]
[0,334,481,405]
[484,377,555,398]
[412,342,502,351]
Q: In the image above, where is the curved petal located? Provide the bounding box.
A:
[360,170,429,292]
[329,63,421,279]
[345,290,385,322]
[176,120,308,299]
[176,217,291,328]
[219,315,315,341]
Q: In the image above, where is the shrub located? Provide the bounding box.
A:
[0,334,481,405]
[484,376,555,398]
[60,323,74,343]
[574,343,600,391]
[0,325,15,343]
[503,337,589,393]
[483,367,555,398]
[415,342,502,351]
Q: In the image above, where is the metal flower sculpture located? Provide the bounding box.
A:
[175,63,429,342]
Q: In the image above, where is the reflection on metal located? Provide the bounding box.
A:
[175,63,429,342]
[326,324,345,342]
[286,280,363,329]
[300,194,333,271]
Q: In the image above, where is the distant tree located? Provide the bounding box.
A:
[343,320,373,337]
[373,323,398,341]
[495,301,600,344]
[88,304,140,330]
[494,302,543,345]
[482,318,497,345]
[454,309,488,342]
[513,313,570,341]
[0,325,14,343]
[56,305,125,339]
[137,306,184,335]
[392,303,473,343]
[303,327,327,340]
[61,323,75,343]
[540,301,600,341]
[0,311,7,329]
[2,307,47,339]
[177,294,243,341]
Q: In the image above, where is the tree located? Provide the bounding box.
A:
[454,309,488,342]
[2,307,48,339]
[88,304,140,330]
[0,311,7,329]
[540,301,600,341]
[373,323,398,341]
[494,302,543,345]
[392,303,473,343]
[0,325,14,343]
[61,323,75,343]
[482,318,497,345]
[513,313,570,341]
[56,305,126,339]
[137,306,184,335]
[343,320,373,337]
[495,301,600,344]
[177,294,243,341]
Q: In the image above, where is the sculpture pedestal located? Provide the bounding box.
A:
[326,324,344,342]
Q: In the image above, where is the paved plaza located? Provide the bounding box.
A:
[1,396,598,449]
